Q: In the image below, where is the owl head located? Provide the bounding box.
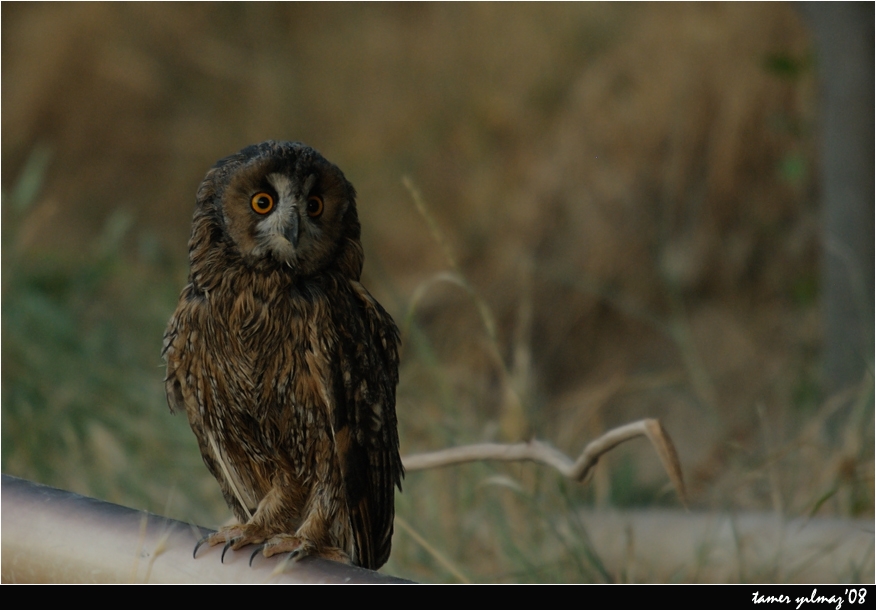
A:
[188,141,364,288]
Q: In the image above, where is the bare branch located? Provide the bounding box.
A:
[402,418,687,506]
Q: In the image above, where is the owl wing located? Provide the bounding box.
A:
[329,280,403,570]
[162,286,196,418]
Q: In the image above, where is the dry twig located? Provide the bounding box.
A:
[402,418,687,507]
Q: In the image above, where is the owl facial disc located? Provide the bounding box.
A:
[252,173,305,264]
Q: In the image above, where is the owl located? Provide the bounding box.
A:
[162,141,403,570]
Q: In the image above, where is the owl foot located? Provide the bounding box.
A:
[261,534,310,558]
[193,524,270,562]
[246,534,351,567]
[245,536,302,568]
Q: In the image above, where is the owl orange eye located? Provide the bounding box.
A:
[250,192,275,215]
[306,195,324,218]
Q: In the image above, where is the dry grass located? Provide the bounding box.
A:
[2,3,871,582]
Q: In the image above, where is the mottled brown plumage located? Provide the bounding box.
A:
[162,141,402,569]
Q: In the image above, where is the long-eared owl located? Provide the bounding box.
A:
[162,141,403,569]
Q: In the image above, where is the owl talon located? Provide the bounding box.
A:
[221,540,235,563]
[249,545,266,567]
[193,534,211,559]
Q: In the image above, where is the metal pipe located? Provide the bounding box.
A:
[1,474,409,584]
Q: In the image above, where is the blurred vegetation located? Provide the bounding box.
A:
[2,146,227,524]
[2,4,872,582]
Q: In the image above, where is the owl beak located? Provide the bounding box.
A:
[284,212,300,248]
